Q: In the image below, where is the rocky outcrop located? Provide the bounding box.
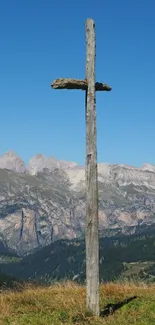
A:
[0,151,27,173]
[28,153,77,175]
[0,151,155,255]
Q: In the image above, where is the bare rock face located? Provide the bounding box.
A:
[46,156,77,171]
[28,154,78,175]
[0,151,27,174]
[142,163,155,173]
[0,152,155,255]
[28,154,47,175]
[0,208,53,255]
[0,168,83,255]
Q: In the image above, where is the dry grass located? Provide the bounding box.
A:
[0,281,155,324]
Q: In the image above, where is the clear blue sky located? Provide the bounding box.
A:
[0,0,155,166]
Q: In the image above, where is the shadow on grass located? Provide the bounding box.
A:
[100,295,137,317]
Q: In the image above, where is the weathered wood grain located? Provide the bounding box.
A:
[85,18,99,316]
[51,17,112,317]
[51,78,111,91]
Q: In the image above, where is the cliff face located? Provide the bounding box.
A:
[0,151,155,256]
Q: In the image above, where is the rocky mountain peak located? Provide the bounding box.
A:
[2,150,17,157]
[46,156,77,171]
[0,150,155,193]
[142,164,155,173]
[0,150,155,255]
[0,150,27,174]
[27,153,78,176]
[28,154,47,175]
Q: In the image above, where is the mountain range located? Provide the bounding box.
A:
[0,150,155,256]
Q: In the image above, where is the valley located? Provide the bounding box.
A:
[1,230,155,286]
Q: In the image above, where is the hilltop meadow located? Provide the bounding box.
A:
[0,229,155,324]
[0,281,155,325]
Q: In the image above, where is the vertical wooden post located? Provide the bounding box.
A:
[85,19,99,316]
[51,18,112,316]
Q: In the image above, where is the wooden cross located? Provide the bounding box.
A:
[51,18,111,316]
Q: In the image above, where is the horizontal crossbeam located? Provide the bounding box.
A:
[51,78,112,91]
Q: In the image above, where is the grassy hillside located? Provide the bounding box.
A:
[0,282,155,324]
[0,272,21,290]
[2,231,155,284]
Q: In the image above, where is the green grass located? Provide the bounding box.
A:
[122,261,155,278]
[0,256,21,264]
[0,282,155,324]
